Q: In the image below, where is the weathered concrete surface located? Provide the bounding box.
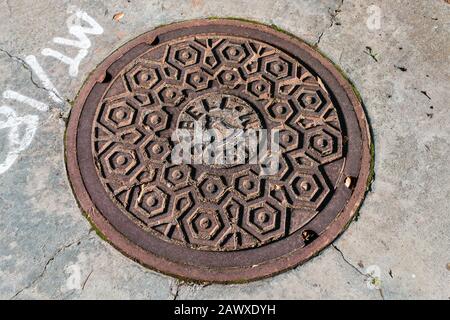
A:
[0,0,449,300]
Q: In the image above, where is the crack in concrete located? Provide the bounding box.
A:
[0,47,68,107]
[169,279,182,300]
[332,244,385,300]
[315,0,344,47]
[9,233,90,300]
[81,269,94,291]
[363,46,379,62]
[333,244,365,276]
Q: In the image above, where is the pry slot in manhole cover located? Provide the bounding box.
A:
[66,19,371,283]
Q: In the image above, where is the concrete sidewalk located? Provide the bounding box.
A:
[0,0,449,299]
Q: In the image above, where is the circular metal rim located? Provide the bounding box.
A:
[66,19,372,283]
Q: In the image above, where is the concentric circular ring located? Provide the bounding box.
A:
[66,19,372,283]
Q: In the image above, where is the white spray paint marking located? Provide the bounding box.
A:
[24,55,64,104]
[0,106,39,175]
[3,90,49,112]
[65,264,82,290]
[41,48,89,78]
[55,10,104,49]
[0,9,103,176]
[365,265,382,290]
[41,10,104,77]
[366,5,382,31]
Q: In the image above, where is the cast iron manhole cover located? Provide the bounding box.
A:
[66,20,371,282]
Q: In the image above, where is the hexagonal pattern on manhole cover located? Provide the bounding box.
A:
[66,19,371,282]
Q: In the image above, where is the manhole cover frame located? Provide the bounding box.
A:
[66,19,372,283]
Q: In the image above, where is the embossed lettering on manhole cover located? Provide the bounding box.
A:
[66,20,371,282]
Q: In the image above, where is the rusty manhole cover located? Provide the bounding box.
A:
[66,19,371,282]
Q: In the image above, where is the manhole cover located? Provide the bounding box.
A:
[66,19,371,282]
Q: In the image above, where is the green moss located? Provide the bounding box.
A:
[88,222,109,242]
[270,23,283,32]
[207,16,261,24]
[367,141,376,190]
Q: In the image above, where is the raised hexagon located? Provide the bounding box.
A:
[141,108,169,133]
[99,98,138,131]
[169,43,202,68]
[277,127,300,152]
[163,165,192,189]
[217,67,242,88]
[263,54,295,81]
[217,41,251,65]
[267,101,294,122]
[186,70,212,91]
[242,202,286,242]
[247,77,273,100]
[103,146,138,176]
[235,170,262,201]
[198,174,226,203]
[241,58,260,78]
[292,85,330,117]
[144,139,171,162]
[125,62,163,91]
[134,186,169,219]
[158,86,185,106]
[183,206,230,247]
[286,170,330,209]
[305,125,343,164]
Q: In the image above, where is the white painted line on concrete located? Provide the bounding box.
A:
[0,9,104,175]
[3,90,49,112]
[25,55,64,104]
[42,10,104,77]
[0,106,39,175]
